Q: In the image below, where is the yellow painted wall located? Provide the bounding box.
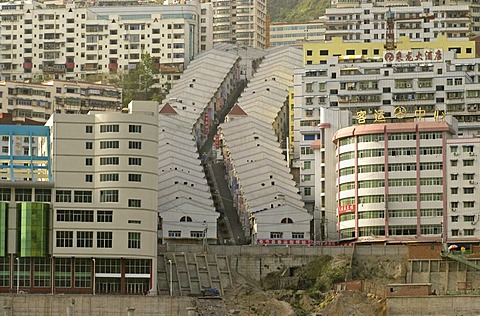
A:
[303,35,477,65]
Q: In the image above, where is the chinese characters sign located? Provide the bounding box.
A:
[356,107,446,124]
[338,204,356,214]
[384,49,443,63]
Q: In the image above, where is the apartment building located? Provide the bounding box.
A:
[46,101,158,295]
[446,137,480,242]
[269,21,325,47]
[0,80,122,122]
[0,1,201,86]
[332,120,457,243]
[325,1,472,43]
[198,0,267,49]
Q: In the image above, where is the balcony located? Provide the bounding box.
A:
[23,62,32,70]
[108,63,118,70]
[65,62,75,69]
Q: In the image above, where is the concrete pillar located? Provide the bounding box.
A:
[127,307,135,316]
[67,305,74,316]
[3,306,11,316]
[186,307,196,316]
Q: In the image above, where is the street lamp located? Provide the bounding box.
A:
[168,260,172,296]
[15,257,19,294]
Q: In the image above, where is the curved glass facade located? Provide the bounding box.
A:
[16,203,50,257]
[0,203,7,257]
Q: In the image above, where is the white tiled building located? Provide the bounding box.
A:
[0,1,201,86]
[46,101,158,295]
[269,20,325,47]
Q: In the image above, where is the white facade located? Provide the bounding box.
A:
[0,80,122,122]
[332,120,456,243]
[446,137,480,241]
[325,1,471,43]
[269,21,325,47]
[0,1,200,85]
[47,101,158,294]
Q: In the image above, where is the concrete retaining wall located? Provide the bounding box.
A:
[387,296,480,315]
[0,295,194,316]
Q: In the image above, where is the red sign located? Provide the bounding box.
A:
[204,113,209,135]
[214,134,220,149]
[338,204,356,214]
[256,239,313,245]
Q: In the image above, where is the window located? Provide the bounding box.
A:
[56,231,73,247]
[85,158,93,166]
[292,232,305,239]
[451,160,458,167]
[57,210,94,222]
[270,232,283,239]
[97,231,113,248]
[281,218,293,224]
[129,157,142,166]
[451,229,459,236]
[451,174,458,181]
[97,210,113,222]
[451,216,459,222]
[100,124,119,133]
[35,189,51,202]
[85,174,93,182]
[129,125,142,133]
[100,141,119,149]
[180,216,192,222]
[74,258,92,288]
[304,187,312,196]
[56,190,71,203]
[100,173,119,182]
[129,141,142,149]
[77,231,93,248]
[463,160,474,166]
[190,231,204,238]
[128,232,141,249]
[168,231,181,237]
[464,229,475,236]
[463,173,474,180]
[303,161,312,170]
[85,126,93,133]
[100,157,119,165]
[15,188,32,201]
[128,199,141,207]
[74,190,92,203]
[100,190,118,202]
[85,142,93,150]
[128,174,142,182]
[464,187,475,194]
[55,258,72,288]
[464,215,475,222]
[451,188,458,194]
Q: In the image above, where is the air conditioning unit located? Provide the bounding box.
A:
[469,180,476,185]
[453,152,459,156]
[452,208,457,212]
[406,83,412,88]
[469,152,476,156]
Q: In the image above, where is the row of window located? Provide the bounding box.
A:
[56,190,141,207]
[0,188,51,202]
[451,215,476,222]
[340,193,444,205]
[87,124,142,133]
[56,231,141,249]
[340,178,443,191]
[339,132,443,146]
[96,141,141,150]
[85,157,142,166]
[57,210,112,222]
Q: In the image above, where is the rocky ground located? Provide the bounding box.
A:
[195,254,404,316]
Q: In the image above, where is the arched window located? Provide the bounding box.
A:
[281,217,293,224]
[180,216,192,222]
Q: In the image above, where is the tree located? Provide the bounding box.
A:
[121,53,159,106]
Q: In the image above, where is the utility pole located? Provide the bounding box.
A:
[15,257,19,294]
[168,260,173,296]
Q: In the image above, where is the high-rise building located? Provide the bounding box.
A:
[0,1,201,86]
[46,101,159,295]
[269,21,325,48]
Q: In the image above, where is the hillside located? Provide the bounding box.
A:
[268,0,331,23]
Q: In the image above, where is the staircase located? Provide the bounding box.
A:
[157,253,233,296]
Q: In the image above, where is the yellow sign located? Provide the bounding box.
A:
[356,107,446,124]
